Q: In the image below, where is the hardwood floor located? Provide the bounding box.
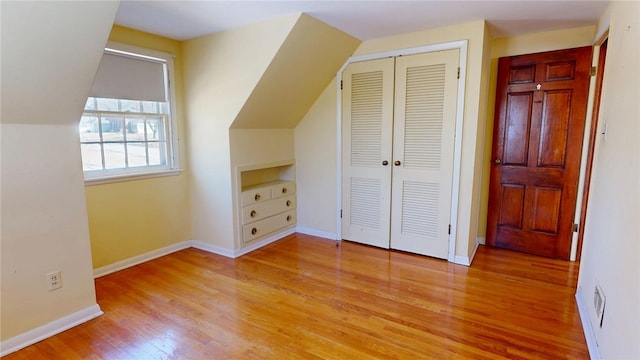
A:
[4,234,588,359]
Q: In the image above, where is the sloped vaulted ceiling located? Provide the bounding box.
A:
[230,14,360,129]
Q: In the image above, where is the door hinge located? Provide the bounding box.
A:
[590,66,597,76]
[572,223,579,233]
[457,67,460,79]
[448,224,451,235]
[340,209,343,218]
[340,80,343,90]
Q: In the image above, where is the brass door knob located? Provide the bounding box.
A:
[394,160,401,166]
[494,159,502,165]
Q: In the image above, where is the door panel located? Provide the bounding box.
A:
[538,90,572,167]
[487,46,591,259]
[504,92,533,166]
[498,184,525,229]
[530,186,562,233]
[390,50,459,259]
[342,58,395,248]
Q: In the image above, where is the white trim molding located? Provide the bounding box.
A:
[233,228,295,258]
[296,226,338,240]
[576,286,601,360]
[189,240,236,258]
[95,229,297,279]
[94,241,191,278]
[191,228,295,258]
[0,304,103,357]
[453,237,481,266]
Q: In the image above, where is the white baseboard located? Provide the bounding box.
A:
[295,226,338,240]
[0,304,103,357]
[95,229,296,279]
[576,286,601,360]
[234,228,296,257]
[94,241,191,278]
[477,236,486,245]
[453,237,481,266]
[190,228,295,259]
[189,240,236,258]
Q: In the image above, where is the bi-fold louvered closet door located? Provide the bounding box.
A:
[342,49,459,259]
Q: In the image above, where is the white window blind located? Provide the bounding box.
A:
[90,50,166,102]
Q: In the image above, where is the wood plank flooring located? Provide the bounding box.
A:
[4,233,588,359]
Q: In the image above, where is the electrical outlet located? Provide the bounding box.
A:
[47,271,62,291]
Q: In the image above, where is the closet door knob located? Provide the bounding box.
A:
[394,160,401,166]
[382,160,389,166]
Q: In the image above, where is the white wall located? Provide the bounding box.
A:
[577,1,640,358]
[0,0,118,345]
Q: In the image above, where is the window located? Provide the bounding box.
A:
[79,42,179,182]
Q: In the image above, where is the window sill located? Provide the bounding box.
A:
[84,169,182,186]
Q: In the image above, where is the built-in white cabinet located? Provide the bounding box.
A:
[238,161,296,245]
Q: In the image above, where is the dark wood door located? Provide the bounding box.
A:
[487,46,592,259]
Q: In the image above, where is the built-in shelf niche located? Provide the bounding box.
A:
[240,160,295,191]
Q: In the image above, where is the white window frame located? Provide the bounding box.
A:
[83,41,181,185]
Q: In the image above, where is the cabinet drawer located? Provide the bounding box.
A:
[270,181,296,199]
[243,209,296,243]
[242,195,296,224]
[241,186,271,206]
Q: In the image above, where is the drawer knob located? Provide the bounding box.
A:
[286,215,292,222]
[250,210,257,218]
[254,193,261,201]
[251,227,257,235]
[282,187,287,194]
[286,200,292,207]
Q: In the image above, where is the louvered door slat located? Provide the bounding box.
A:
[351,71,384,167]
[341,58,394,249]
[404,64,446,169]
[390,49,460,259]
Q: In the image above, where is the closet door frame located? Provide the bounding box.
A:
[336,40,468,263]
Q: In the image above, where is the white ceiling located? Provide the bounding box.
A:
[115,0,610,41]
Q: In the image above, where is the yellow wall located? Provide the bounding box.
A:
[183,14,299,250]
[477,26,596,239]
[231,14,359,129]
[84,25,191,269]
[295,79,340,236]
[184,14,358,250]
[577,1,640,357]
[1,1,118,343]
